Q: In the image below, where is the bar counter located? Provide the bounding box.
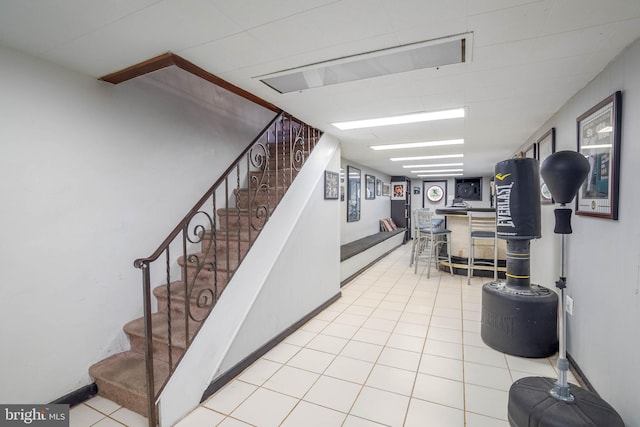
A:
[435,207,506,277]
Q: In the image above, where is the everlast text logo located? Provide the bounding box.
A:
[495,182,515,228]
[482,307,514,337]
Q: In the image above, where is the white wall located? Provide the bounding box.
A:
[159,135,341,426]
[523,39,640,426]
[340,159,392,244]
[0,45,275,403]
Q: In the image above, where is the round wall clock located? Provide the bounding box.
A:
[426,185,444,202]
[540,183,552,200]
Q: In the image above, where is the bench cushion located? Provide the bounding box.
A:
[341,229,405,262]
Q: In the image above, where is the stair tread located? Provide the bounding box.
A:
[202,229,258,242]
[216,207,275,215]
[234,187,290,193]
[89,351,170,397]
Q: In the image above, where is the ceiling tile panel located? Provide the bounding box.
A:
[0,0,160,56]
[247,0,392,58]
[41,0,243,76]
[543,0,640,35]
[468,1,551,47]
[180,32,278,75]
[208,0,340,30]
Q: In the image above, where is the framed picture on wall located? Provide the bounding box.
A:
[340,167,345,201]
[382,183,390,197]
[347,166,361,222]
[391,182,406,200]
[536,128,556,204]
[365,174,376,199]
[376,179,382,196]
[576,91,622,220]
[324,170,339,200]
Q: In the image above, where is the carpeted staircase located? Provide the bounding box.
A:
[89,120,318,420]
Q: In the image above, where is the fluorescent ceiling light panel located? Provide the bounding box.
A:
[417,173,464,177]
[402,163,463,168]
[258,33,470,93]
[390,154,463,162]
[335,108,465,130]
[370,139,463,150]
[411,169,463,173]
[582,144,612,150]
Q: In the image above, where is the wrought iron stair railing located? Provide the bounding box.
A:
[133,112,321,425]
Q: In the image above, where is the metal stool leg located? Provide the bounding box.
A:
[445,234,453,275]
[467,236,473,285]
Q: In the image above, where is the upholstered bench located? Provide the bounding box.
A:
[340,229,406,284]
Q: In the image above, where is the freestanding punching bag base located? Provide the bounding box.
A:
[482,282,558,358]
[508,377,624,427]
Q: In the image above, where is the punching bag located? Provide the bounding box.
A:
[481,158,558,358]
[494,158,541,240]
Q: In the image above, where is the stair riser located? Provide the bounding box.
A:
[156,297,221,325]
[266,156,309,170]
[128,335,186,366]
[266,139,306,149]
[249,171,295,187]
[182,266,234,286]
[234,190,285,209]
[200,239,251,257]
[92,379,148,418]
[217,213,268,231]
[203,229,257,243]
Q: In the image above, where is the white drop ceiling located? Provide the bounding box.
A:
[1,0,640,178]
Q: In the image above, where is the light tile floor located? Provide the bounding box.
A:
[71,244,576,426]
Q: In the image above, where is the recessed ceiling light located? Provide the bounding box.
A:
[402,163,463,168]
[334,108,465,130]
[371,139,463,150]
[411,169,464,173]
[390,154,464,162]
[417,173,464,177]
[258,33,471,93]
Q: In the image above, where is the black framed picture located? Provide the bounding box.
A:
[324,170,339,200]
[347,166,361,222]
[576,91,622,220]
[536,128,556,204]
[365,174,376,200]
